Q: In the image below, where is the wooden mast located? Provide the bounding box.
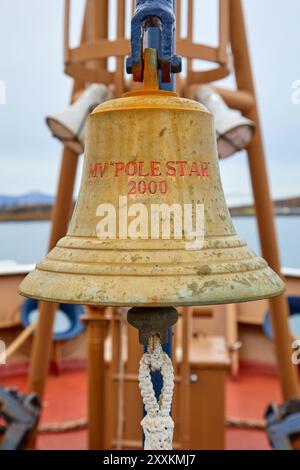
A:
[230,0,299,400]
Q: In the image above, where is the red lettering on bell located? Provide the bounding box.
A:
[151,161,162,177]
[138,162,149,177]
[201,162,209,177]
[166,161,176,177]
[125,162,138,177]
[177,161,188,176]
[89,163,98,178]
[115,162,125,177]
[89,160,210,179]
[98,163,108,177]
[89,163,108,178]
[189,162,201,176]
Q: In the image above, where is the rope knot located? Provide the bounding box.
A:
[141,415,174,450]
[138,335,175,450]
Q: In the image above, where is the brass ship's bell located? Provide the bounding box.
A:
[20,51,285,307]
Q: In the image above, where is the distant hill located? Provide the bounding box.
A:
[230,196,300,216]
[275,196,300,209]
[0,192,54,209]
[0,192,299,222]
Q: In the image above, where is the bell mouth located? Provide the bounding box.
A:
[19,269,285,308]
[19,235,285,308]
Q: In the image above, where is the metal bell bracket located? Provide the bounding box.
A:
[126,3,181,448]
[127,307,178,347]
[265,399,300,450]
[126,0,182,83]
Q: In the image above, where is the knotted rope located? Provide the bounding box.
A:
[138,335,175,450]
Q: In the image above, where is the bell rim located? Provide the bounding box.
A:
[19,286,285,308]
[19,267,285,308]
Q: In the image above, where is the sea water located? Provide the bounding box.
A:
[0,217,299,269]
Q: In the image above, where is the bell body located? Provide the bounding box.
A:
[20,90,284,306]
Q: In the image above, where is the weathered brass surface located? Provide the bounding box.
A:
[19,84,285,307]
[128,307,179,345]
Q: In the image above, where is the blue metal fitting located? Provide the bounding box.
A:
[265,399,300,450]
[127,0,182,83]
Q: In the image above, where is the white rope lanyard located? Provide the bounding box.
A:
[138,335,175,450]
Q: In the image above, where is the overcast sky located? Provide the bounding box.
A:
[0,0,299,205]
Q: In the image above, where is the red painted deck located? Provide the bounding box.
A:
[1,369,281,450]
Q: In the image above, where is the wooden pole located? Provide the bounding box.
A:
[27,1,89,401]
[85,0,110,450]
[180,307,192,449]
[28,0,110,402]
[226,304,239,377]
[218,0,229,64]
[0,323,36,363]
[115,0,126,97]
[106,309,121,449]
[83,307,109,450]
[230,0,299,400]
[90,0,108,69]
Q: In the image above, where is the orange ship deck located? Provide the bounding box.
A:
[1,368,283,450]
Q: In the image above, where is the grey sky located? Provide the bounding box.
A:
[0,0,299,205]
